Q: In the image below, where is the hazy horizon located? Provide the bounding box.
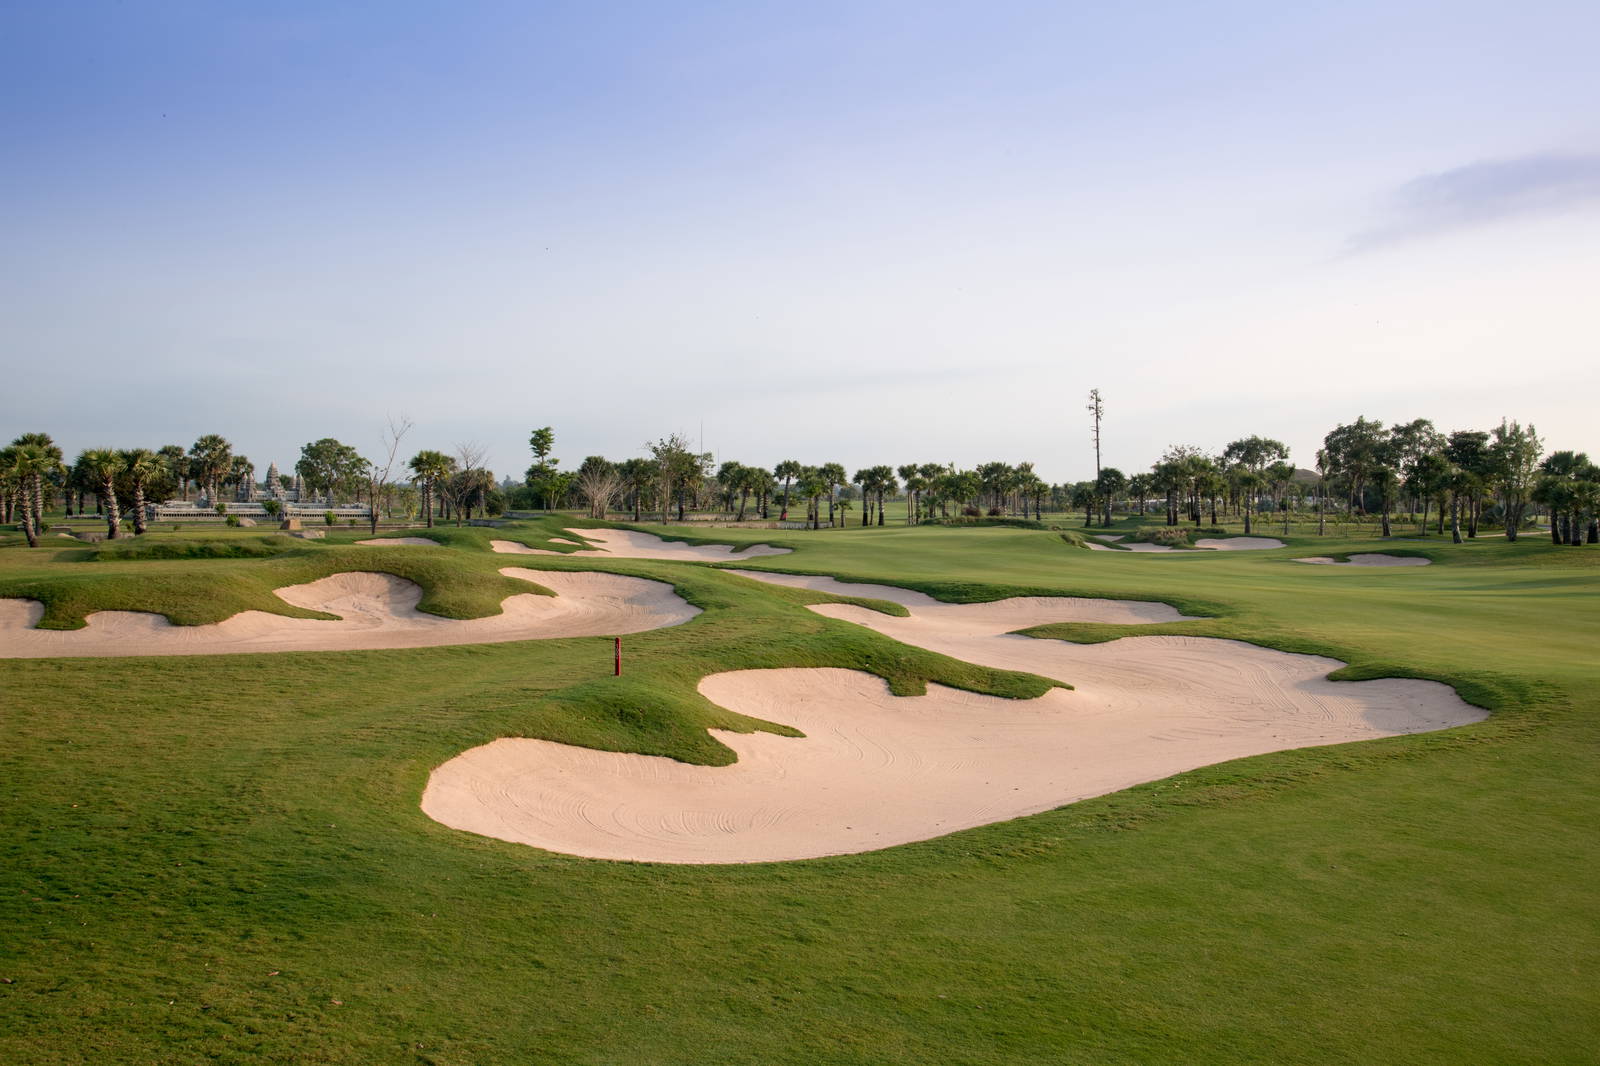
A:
[5,2,1597,483]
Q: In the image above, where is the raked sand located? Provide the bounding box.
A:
[423,571,1483,863]
[491,528,790,561]
[0,569,697,658]
[355,537,440,547]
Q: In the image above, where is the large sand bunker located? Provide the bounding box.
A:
[1294,554,1431,567]
[491,528,790,561]
[425,572,1482,863]
[0,569,697,658]
[1086,536,1284,553]
[355,537,440,547]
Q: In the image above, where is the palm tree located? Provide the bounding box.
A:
[897,464,921,523]
[853,465,896,526]
[3,444,50,546]
[773,460,801,522]
[120,448,164,536]
[227,455,256,502]
[820,463,846,527]
[10,433,62,531]
[407,450,454,528]
[795,467,826,530]
[76,449,125,538]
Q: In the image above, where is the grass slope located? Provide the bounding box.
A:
[1,517,1596,1064]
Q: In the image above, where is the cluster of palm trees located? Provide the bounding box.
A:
[2,432,246,545]
[403,448,497,527]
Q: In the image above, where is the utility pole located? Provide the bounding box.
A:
[1086,388,1104,478]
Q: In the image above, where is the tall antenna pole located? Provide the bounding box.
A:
[1087,388,1104,478]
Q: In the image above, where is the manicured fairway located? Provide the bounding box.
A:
[2,519,1596,1064]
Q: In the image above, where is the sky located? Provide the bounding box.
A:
[3,1,1597,484]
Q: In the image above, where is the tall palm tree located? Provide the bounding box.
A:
[820,463,846,526]
[3,444,48,546]
[10,433,62,531]
[120,449,164,536]
[773,460,801,522]
[76,449,125,538]
[407,450,453,528]
[897,464,920,523]
[228,455,256,502]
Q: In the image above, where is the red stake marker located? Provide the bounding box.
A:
[614,636,621,677]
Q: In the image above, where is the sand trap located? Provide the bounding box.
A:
[427,572,1481,863]
[1093,534,1125,542]
[0,569,697,658]
[1294,554,1431,567]
[492,528,790,562]
[356,537,439,547]
[549,537,582,546]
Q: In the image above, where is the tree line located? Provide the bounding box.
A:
[5,415,1595,547]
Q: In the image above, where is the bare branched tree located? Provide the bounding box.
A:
[362,415,414,535]
[440,441,490,526]
[577,463,622,520]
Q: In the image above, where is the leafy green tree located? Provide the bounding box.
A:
[1222,436,1289,534]
[188,434,233,505]
[1488,419,1544,542]
[649,434,702,524]
[297,438,363,506]
[526,426,560,509]
[1445,430,1492,538]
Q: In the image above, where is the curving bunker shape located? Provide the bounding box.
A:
[355,537,440,546]
[0,569,697,658]
[491,528,790,561]
[424,572,1483,863]
[1294,554,1431,567]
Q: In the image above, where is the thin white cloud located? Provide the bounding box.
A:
[1347,152,1600,252]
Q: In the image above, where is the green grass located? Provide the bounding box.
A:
[1,517,1597,1064]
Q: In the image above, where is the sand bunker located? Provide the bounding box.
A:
[426,572,1481,863]
[491,528,790,561]
[356,537,439,547]
[1294,554,1431,567]
[1086,535,1283,553]
[0,569,697,658]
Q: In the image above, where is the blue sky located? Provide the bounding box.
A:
[4,2,1597,482]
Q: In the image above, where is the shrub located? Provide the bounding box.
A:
[1130,525,1192,547]
[962,506,981,517]
[987,507,1003,516]
[225,515,240,527]
[324,511,336,526]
